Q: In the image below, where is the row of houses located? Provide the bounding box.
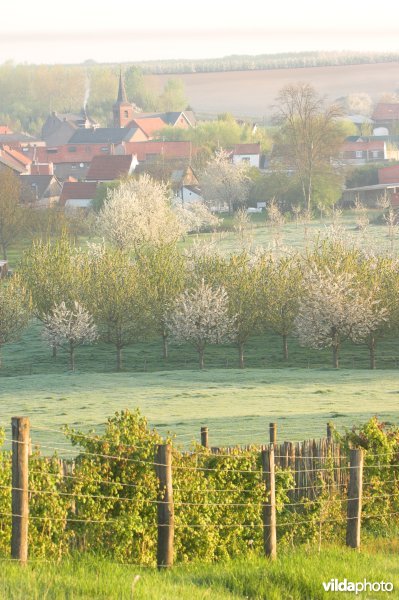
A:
[0,68,266,209]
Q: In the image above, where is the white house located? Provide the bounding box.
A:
[176,185,203,204]
[231,143,261,168]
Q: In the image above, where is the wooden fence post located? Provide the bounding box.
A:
[346,448,363,549]
[11,416,30,564]
[262,444,277,559]
[327,422,333,442]
[269,423,277,446]
[200,427,209,449]
[155,444,174,568]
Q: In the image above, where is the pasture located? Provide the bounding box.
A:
[2,209,399,450]
[2,545,399,599]
[149,61,399,119]
[1,366,399,451]
[5,209,397,270]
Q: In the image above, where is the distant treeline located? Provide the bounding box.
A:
[129,51,399,74]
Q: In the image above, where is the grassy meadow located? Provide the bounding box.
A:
[1,210,399,450]
[2,543,399,599]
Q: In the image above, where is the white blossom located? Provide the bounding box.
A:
[167,281,237,368]
[42,301,98,370]
[294,268,387,368]
[97,175,184,252]
[174,201,221,233]
[200,149,249,212]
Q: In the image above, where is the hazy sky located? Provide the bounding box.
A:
[2,0,399,64]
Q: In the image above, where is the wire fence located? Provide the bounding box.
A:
[1,416,398,568]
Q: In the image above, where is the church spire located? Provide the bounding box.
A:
[117,68,128,104]
[113,67,134,128]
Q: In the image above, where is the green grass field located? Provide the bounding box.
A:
[1,366,399,451]
[5,210,398,270]
[1,543,398,599]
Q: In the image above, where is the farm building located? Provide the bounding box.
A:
[59,181,98,210]
[342,183,399,207]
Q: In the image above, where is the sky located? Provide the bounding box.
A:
[2,0,399,64]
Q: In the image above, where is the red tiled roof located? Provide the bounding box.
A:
[122,141,193,161]
[86,155,134,181]
[128,117,167,138]
[60,182,98,206]
[1,145,32,167]
[0,126,12,135]
[232,143,261,155]
[378,165,399,184]
[372,103,399,122]
[0,148,28,173]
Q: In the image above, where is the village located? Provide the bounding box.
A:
[1,69,399,224]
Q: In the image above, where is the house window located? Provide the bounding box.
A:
[68,146,77,153]
[47,148,58,154]
[355,151,363,158]
[101,146,109,153]
[372,151,379,158]
[124,110,129,118]
[241,157,250,163]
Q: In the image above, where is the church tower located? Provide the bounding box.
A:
[113,69,134,128]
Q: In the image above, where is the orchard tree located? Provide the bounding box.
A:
[260,254,303,360]
[82,247,150,371]
[185,241,227,288]
[356,254,398,369]
[137,244,186,359]
[233,208,253,247]
[42,301,97,371]
[294,268,385,368]
[0,277,31,368]
[19,234,81,357]
[200,149,249,213]
[0,169,23,259]
[97,175,185,254]
[223,252,262,368]
[167,281,237,369]
[272,83,345,211]
[174,201,221,234]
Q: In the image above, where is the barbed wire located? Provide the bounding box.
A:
[2,481,399,509]
[0,510,397,529]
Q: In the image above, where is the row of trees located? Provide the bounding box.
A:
[1,228,398,371]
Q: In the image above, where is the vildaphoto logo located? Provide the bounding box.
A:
[322,579,394,594]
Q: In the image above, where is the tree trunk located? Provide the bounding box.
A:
[52,343,57,359]
[332,344,339,369]
[69,343,75,371]
[282,334,288,360]
[162,333,168,360]
[238,342,245,369]
[1,242,7,261]
[369,335,376,370]
[199,348,204,370]
[116,346,123,371]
